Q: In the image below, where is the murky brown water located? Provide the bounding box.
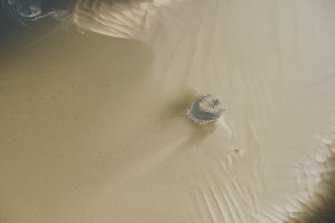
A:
[1,0,335,223]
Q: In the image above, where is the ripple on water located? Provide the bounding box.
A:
[72,0,184,41]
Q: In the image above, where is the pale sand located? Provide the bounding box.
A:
[1,0,335,222]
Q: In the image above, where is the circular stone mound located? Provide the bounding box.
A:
[187,94,224,125]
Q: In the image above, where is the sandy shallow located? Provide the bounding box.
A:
[1,0,335,223]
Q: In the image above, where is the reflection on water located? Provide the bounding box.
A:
[1,0,335,223]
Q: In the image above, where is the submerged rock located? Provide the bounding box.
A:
[1,0,62,22]
[4,0,42,19]
[187,94,224,125]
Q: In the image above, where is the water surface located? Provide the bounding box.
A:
[1,0,335,223]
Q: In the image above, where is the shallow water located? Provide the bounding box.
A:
[1,0,335,223]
